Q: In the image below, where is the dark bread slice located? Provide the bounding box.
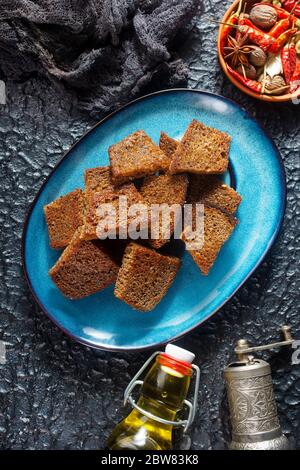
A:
[82,166,145,240]
[159,132,179,160]
[49,228,119,299]
[182,205,237,275]
[169,120,230,175]
[109,130,170,185]
[114,242,180,311]
[44,189,84,249]
[188,174,242,214]
[84,166,113,192]
[140,173,188,249]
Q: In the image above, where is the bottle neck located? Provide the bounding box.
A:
[139,354,192,420]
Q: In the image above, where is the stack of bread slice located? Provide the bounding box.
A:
[44,120,241,311]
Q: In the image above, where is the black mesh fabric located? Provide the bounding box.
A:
[0,0,200,117]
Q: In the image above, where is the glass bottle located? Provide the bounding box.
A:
[107,344,196,450]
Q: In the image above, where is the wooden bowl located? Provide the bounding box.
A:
[218,0,300,103]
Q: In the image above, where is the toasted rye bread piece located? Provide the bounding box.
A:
[109,130,170,185]
[44,189,84,249]
[169,120,231,175]
[188,175,242,214]
[159,132,179,160]
[114,242,181,311]
[140,173,188,249]
[81,166,145,241]
[49,228,119,299]
[182,205,237,275]
[84,166,113,192]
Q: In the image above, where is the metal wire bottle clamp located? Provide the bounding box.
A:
[123,351,200,433]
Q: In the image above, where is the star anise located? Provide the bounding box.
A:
[224,34,256,68]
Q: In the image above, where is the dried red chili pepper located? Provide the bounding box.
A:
[227,64,290,95]
[283,0,300,18]
[268,28,297,53]
[220,21,277,51]
[269,18,291,38]
[220,0,243,53]
[268,4,290,19]
[220,14,239,53]
[290,60,300,92]
[234,16,257,44]
[227,64,263,92]
[238,24,277,51]
[281,41,296,83]
[238,15,292,39]
[235,14,244,42]
[268,0,300,37]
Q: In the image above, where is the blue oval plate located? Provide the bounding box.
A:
[22,90,286,351]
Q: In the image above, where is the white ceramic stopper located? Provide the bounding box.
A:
[165,344,195,364]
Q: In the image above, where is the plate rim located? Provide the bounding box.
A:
[21,88,287,352]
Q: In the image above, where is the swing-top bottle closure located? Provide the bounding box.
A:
[124,344,200,433]
[158,344,195,377]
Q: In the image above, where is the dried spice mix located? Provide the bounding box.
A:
[220,0,300,96]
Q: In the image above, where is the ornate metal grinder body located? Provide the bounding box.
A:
[224,326,293,450]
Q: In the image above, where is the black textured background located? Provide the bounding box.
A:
[0,0,299,450]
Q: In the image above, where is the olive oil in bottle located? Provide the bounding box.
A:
[107,344,196,450]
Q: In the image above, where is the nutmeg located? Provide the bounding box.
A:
[249,46,267,67]
[236,64,257,80]
[250,5,277,30]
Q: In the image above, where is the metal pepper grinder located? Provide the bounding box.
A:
[224,325,294,450]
